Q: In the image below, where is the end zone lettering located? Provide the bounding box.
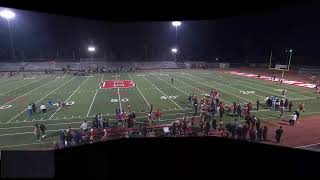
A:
[100,80,135,89]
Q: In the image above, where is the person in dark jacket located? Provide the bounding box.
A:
[256,100,260,111]
[231,124,237,139]
[289,101,293,112]
[242,125,248,140]
[236,125,242,139]
[39,124,46,138]
[59,130,66,148]
[256,119,261,131]
[275,126,284,143]
[212,118,217,130]
[171,122,176,137]
[204,121,211,136]
[237,105,242,117]
[32,102,36,113]
[142,125,147,137]
[257,127,263,142]
[284,99,289,109]
[263,126,268,142]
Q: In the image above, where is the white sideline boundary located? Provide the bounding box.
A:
[296,143,320,149]
[86,74,104,117]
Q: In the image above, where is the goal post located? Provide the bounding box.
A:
[267,49,293,78]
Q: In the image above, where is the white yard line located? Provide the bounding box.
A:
[0,78,26,90]
[0,78,55,107]
[142,76,183,110]
[49,78,89,119]
[153,75,189,96]
[1,141,54,149]
[115,74,122,111]
[0,77,45,96]
[1,109,189,125]
[209,72,314,100]
[296,143,320,149]
[187,73,254,102]
[220,71,315,99]
[86,74,104,117]
[173,73,233,104]
[128,74,150,108]
[7,77,77,123]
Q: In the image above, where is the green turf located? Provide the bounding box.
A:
[0,70,319,150]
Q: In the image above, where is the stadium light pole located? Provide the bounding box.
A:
[0,9,15,60]
[288,49,293,71]
[88,46,95,63]
[172,21,181,61]
[171,48,178,61]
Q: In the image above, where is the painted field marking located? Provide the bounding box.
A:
[86,74,104,117]
[1,141,55,149]
[141,76,183,110]
[0,78,56,107]
[49,78,89,119]
[213,71,314,100]
[153,75,189,96]
[173,73,233,104]
[187,73,254,102]
[296,142,320,149]
[7,77,77,123]
[0,78,26,91]
[115,74,122,111]
[194,73,260,101]
[128,74,150,108]
[0,77,45,96]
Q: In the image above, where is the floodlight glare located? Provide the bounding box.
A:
[88,46,95,52]
[0,9,15,20]
[172,21,181,27]
[171,48,178,53]
[289,49,293,53]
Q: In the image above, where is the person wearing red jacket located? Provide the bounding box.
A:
[243,106,248,118]
[155,109,161,120]
[191,114,196,126]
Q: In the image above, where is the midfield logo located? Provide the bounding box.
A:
[100,80,135,89]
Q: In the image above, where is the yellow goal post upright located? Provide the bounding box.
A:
[268,49,293,78]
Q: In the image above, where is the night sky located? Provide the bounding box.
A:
[0,2,320,65]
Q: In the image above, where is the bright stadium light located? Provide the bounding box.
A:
[171,48,178,53]
[289,49,293,53]
[88,46,95,52]
[0,9,16,60]
[171,21,181,27]
[0,9,15,20]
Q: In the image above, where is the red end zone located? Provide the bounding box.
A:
[100,80,135,89]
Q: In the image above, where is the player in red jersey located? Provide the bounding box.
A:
[243,106,248,118]
[191,114,196,126]
[155,109,161,120]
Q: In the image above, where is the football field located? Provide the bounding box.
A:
[0,70,319,150]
